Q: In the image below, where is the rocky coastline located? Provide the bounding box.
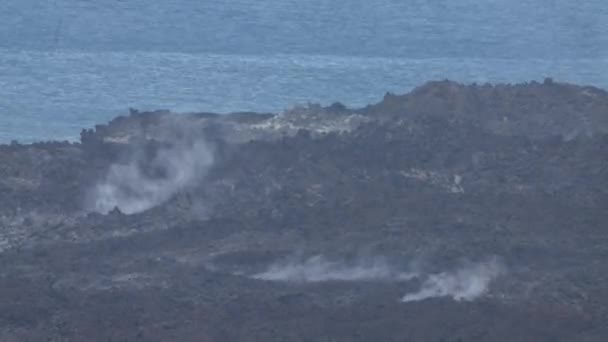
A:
[1,79,607,341]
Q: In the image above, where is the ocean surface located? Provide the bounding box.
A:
[1,0,607,143]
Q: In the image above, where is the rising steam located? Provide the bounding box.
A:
[401,258,504,302]
[252,255,417,282]
[89,117,213,214]
[253,255,504,302]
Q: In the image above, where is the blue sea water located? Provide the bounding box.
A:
[0,0,607,142]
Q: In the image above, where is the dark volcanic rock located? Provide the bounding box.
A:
[363,79,608,138]
[1,80,607,341]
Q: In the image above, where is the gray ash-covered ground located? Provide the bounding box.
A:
[1,79,608,341]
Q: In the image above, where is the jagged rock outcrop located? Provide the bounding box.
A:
[364,78,608,138]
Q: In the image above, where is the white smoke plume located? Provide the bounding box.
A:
[401,258,504,302]
[253,255,504,302]
[90,117,213,214]
[252,255,417,282]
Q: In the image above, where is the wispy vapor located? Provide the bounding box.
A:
[401,258,504,302]
[89,117,213,214]
[252,255,504,303]
[252,255,417,282]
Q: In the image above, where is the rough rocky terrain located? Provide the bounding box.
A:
[1,79,607,341]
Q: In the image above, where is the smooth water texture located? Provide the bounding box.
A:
[1,0,607,142]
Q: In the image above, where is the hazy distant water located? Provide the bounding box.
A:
[1,0,607,142]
